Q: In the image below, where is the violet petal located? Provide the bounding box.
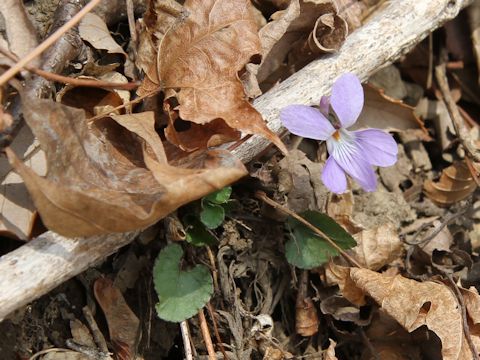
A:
[326,131,377,192]
[330,73,364,128]
[354,129,398,167]
[321,156,348,194]
[280,105,335,140]
[319,96,330,117]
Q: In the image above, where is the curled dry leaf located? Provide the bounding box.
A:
[324,339,338,360]
[424,162,477,206]
[353,223,403,271]
[6,97,246,237]
[79,13,127,56]
[94,278,139,360]
[296,295,319,336]
[251,0,348,91]
[138,0,286,153]
[348,268,480,360]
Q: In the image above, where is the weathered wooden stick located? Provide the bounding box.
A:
[0,0,472,321]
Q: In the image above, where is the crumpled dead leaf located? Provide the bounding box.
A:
[247,0,348,94]
[6,96,246,237]
[94,278,139,360]
[79,12,127,57]
[424,162,477,206]
[138,0,286,153]
[353,223,403,271]
[345,268,480,360]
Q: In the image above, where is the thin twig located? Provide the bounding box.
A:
[66,339,112,360]
[444,273,479,360]
[0,0,103,86]
[87,89,160,121]
[29,348,72,360]
[206,246,220,294]
[255,191,362,268]
[198,308,216,360]
[435,63,480,162]
[0,44,138,89]
[83,305,109,354]
[206,302,228,360]
[180,320,194,360]
[126,0,137,53]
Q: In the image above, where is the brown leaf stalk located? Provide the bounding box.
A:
[255,191,362,268]
[198,308,216,360]
[0,0,103,86]
[435,63,480,162]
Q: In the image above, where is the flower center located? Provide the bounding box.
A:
[332,130,341,141]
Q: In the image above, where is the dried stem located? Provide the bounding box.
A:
[83,305,109,354]
[198,308,216,360]
[180,320,194,360]
[255,191,362,268]
[435,63,480,162]
[0,44,138,89]
[206,302,228,360]
[0,0,103,86]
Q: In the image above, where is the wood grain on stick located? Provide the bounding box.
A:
[0,0,472,321]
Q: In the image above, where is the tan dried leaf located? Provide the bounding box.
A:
[7,97,246,237]
[353,223,403,271]
[349,268,477,360]
[138,0,286,153]
[79,13,126,56]
[94,278,139,360]
[352,84,428,135]
[324,339,338,360]
[0,125,45,240]
[424,162,477,206]
[70,319,96,348]
[324,262,365,306]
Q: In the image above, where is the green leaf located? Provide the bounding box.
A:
[200,201,225,229]
[285,211,356,269]
[204,186,232,204]
[153,244,213,322]
[184,214,217,247]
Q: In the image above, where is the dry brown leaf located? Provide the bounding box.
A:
[324,339,338,360]
[424,162,477,206]
[94,278,139,360]
[136,0,186,80]
[254,0,347,89]
[349,268,479,360]
[353,223,403,271]
[7,97,246,237]
[138,0,286,153]
[324,262,366,306]
[79,13,127,56]
[352,84,428,136]
[43,351,90,360]
[326,191,363,234]
[0,125,45,240]
[70,319,96,348]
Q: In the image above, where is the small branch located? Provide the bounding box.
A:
[435,63,480,162]
[180,320,194,360]
[206,302,228,360]
[255,191,362,268]
[83,306,109,354]
[0,44,138,89]
[198,308,216,360]
[0,0,103,86]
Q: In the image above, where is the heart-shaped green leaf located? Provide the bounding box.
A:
[200,201,225,229]
[285,211,356,269]
[184,214,217,247]
[204,186,232,204]
[153,244,213,322]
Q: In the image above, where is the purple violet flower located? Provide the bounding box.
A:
[280,73,398,194]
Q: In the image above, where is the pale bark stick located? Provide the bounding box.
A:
[0,0,472,321]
